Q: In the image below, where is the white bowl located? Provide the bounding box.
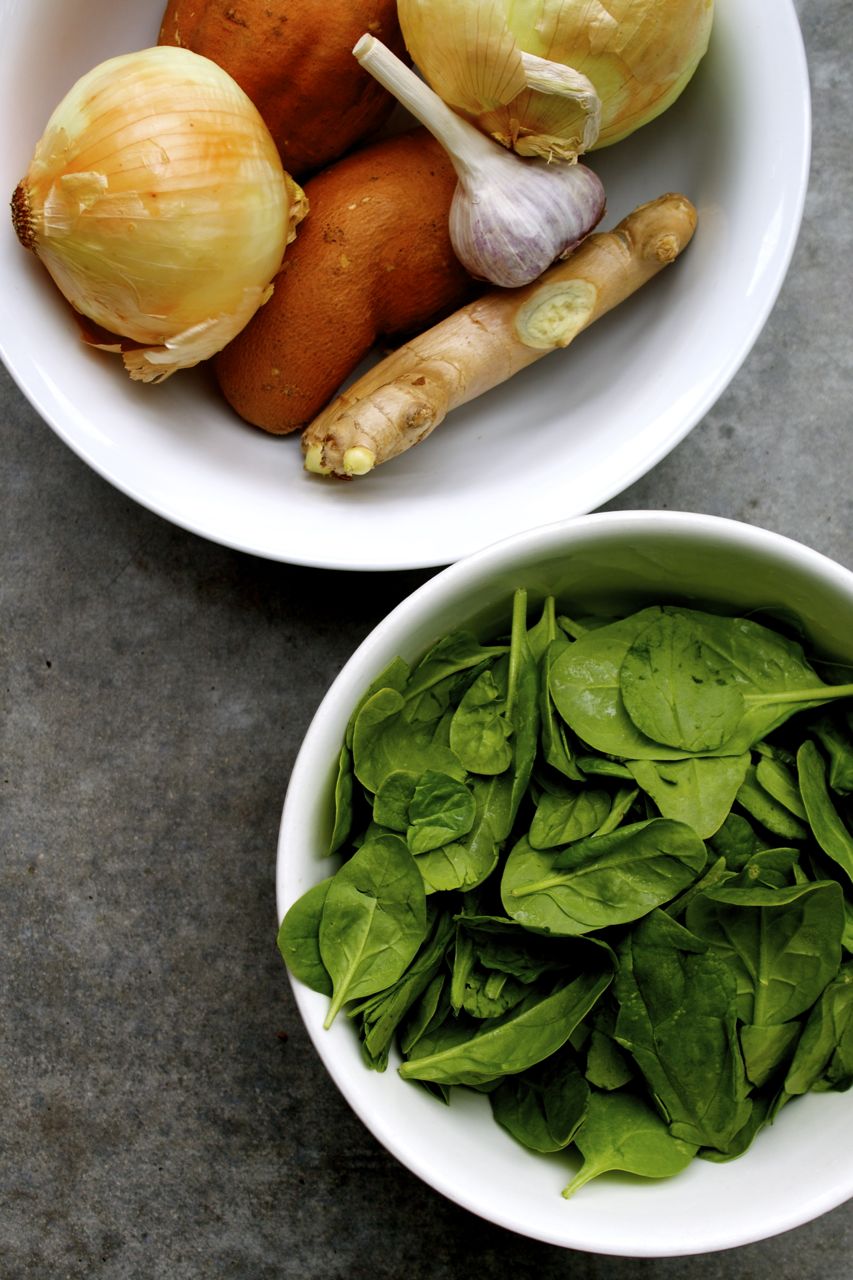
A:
[0,1,810,570]
[277,511,853,1257]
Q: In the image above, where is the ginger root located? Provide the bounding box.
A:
[302,193,698,479]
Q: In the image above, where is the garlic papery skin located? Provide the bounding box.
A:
[354,35,605,289]
[11,46,307,382]
[397,0,714,161]
[449,153,605,289]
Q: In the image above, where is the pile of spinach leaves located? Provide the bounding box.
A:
[278,592,853,1197]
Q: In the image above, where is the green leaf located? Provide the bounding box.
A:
[755,756,808,820]
[501,820,707,936]
[373,769,419,831]
[404,630,509,701]
[620,608,853,755]
[739,1022,801,1088]
[784,961,853,1094]
[354,910,455,1071]
[550,607,685,760]
[399,970,611,1087]
[449,665,513,775]
[490,1051,589,1152]
[352,687,465,793]
[277,878,333,996]
[528,785,611,849]
[798,740,853,885]
[329,745,355,854]
[686,880,844,1027]
[736,764,810,841]
[406,770,476,854]
[415,773,512,894]
[620,611,747,752]
[584,1028,634,1090]
[319,832,428,1027]
[614,909,752,1153]
[812,711,853,793]
[626,754,750,840]
[562,1091,697,1198]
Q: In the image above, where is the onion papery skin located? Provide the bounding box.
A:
[397,0,715,161]
[11,45,306,381]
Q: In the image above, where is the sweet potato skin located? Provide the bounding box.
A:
[157,0,408,176]
[214,130,478,436]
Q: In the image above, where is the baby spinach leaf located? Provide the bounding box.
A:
[699,1089,777,1163]
[319,832,428,1027]
[458,967,529,1021]
[505,591,541,822]
[354,910,455,1071]
[525,595,558,664]
[344,655,410,750]
[399,969,611,1087]
[685,880,844,1027]
[590,785,640,836]
[739,1021,801,1088]
[449,665,513,775]
[373,768,419,832]
[708,812,766,869]
[736,764,810,841]
[584,1028,634,1091]
[798,740,853,885]
[490,1051,589,1153]
[406,770,476,855]
[399,971,449,1058]
[562,1090,697,1198]
[415,773,513,894]
[626,754,750,840]
[501,820,707,937]
[576,756,635,780]
[404,630,509,701]
[550,608,690,760]
[755,756,808,821]
[352,687,464,793]
[540,637,585,782]
[729,847,801,891]
[620,611,747,752]
[614,909,752,1153]
[277,877,333,996]
[329,745,355,854]
[813,711,853,793]
[620,608,853,756]
[784,961,853,1095]
[528,785,611,850]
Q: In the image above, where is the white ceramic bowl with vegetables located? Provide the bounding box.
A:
[0,0,810,569]
[276,511,853,1257]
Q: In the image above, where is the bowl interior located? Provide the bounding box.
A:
[0,0,810,568]
[277,512,853,1256]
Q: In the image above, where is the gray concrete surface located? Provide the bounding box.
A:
[1,1,851,1276]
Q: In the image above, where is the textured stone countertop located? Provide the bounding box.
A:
[1,2,851,1277]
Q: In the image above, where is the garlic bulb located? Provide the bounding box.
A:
[11,46,307,382]
[354,36,605,289]
[397,0,715,162]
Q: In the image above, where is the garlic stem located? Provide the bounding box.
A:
[353,34,497,185]
[353,35,606,289]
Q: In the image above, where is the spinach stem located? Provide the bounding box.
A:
[745,684,853,708]
[505,588,528,721]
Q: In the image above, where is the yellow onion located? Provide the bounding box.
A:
[397,0,715,162]
[11,46,307,382]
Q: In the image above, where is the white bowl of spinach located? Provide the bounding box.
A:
[276,511,853,1256]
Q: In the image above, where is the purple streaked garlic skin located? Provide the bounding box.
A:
[450,161,606,289]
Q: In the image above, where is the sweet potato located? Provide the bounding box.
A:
[157,0,408,177]
[214,129,479,436]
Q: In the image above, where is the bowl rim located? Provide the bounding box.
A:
[276,510,853,1256]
